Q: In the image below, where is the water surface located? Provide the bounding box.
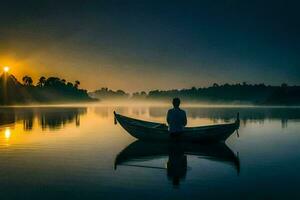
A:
[0,105,300,199]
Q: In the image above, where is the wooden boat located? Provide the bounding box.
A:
[115,140,240,174]
[114,111,240,142]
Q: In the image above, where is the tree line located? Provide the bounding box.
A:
[0,74,93,105]
[2,72,299,105]
[89,82,300,105]
[21,75,81,89]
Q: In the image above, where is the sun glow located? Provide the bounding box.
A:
[4,128,11,139]
[4,66,10,72]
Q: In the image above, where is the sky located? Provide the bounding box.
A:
[0,0,299,92]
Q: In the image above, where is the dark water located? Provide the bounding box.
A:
[0,105,300,199]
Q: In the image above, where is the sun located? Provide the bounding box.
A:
[3,66,10,72]
[4,66,10,72]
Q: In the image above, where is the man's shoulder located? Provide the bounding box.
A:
[168,108,175,112]
[167,108,173,115]
[169,108,186,114]
[180,109,186,114]
[177,108,185,112]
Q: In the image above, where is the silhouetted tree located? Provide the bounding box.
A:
[132,91,148,99]
[213,83,219,87]
[90,87,129,100]
[74,80,80,88]
[37,76,46,87]
[67,82,74,88]
[22,76,33,86]
[44,77,61,87]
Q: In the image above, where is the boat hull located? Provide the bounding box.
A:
[114,112,240,143]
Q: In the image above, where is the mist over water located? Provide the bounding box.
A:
[0,103,300,199]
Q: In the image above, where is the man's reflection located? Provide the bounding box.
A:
[167,142,187,186]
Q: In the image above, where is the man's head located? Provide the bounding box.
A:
[172,98,181,108]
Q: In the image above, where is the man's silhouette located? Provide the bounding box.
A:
[167,98,187,137]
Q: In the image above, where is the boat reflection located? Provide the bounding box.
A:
[115,141,240,187]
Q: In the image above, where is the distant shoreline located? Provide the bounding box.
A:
[1,101,300,108]
[89,83,300,106]
[1,73,300,106]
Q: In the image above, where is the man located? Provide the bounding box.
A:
[167,98,187,137]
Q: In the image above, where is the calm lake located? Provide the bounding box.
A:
[0,104,300,199]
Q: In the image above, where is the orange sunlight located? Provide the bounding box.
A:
[0,55,37,81]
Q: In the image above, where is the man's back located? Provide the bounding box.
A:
[167,108,187,133]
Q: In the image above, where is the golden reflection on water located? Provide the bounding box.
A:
[0,106,124,147]
[0,105,299,148]
[0,109,86,147]
[4,127,11,139]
